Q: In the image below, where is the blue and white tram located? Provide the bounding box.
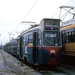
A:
[10,38,17,56]
[17,18,62,65]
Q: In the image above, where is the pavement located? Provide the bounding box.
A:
[0,50,17,75]
[0,50,42,75]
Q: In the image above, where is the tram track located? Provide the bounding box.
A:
[59,64,75,74]
[31,64,75,75]
[60,64,75,71]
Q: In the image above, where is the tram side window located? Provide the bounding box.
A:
[28,34,33,46]
[11,40,17,46]
[62,31,66,44]
[65,32,72,42]
[23,36,27,46]
[74,31,75,42]
[17,39,20,46]
[68,31,74,42]
[72,31,75,42]
[62,34,65,44]
[65,32,69,42]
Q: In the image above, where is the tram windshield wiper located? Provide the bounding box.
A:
[44,38,54,46]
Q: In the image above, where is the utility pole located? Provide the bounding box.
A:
[8,32,15,42]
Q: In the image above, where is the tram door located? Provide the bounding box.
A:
[20,36,23,58]
[33,32,38,63]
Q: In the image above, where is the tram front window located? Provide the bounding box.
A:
[43,31,61,46]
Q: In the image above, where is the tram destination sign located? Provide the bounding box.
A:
[45,34,56,37]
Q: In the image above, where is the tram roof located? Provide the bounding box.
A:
[19,18,60,36]
[60,24,75,31]
[20,25,43,35]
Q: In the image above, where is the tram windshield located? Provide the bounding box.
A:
[43,31,61,46]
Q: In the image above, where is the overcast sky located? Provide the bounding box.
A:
[0,0,75,45]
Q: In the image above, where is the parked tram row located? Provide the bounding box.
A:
[3,18,62,66]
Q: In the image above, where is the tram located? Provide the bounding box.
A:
[17,18,62,65]
[60,18,75,63]
[10,38,17,56]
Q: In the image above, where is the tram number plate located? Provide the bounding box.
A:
[50,50,55,53]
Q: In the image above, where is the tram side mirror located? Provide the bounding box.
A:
[33,32,38,46]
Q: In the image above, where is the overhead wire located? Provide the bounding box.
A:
[65,0,73,6]
[73,8,75,18]
[51,9,60,18]
[61,8,72,21]
[13,0,38,32]
[13,0,73,32]
[5,0,39,43]
[22,0,38,21]
[51,0,73,18]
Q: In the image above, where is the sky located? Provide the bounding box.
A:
[0,0,75,45]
